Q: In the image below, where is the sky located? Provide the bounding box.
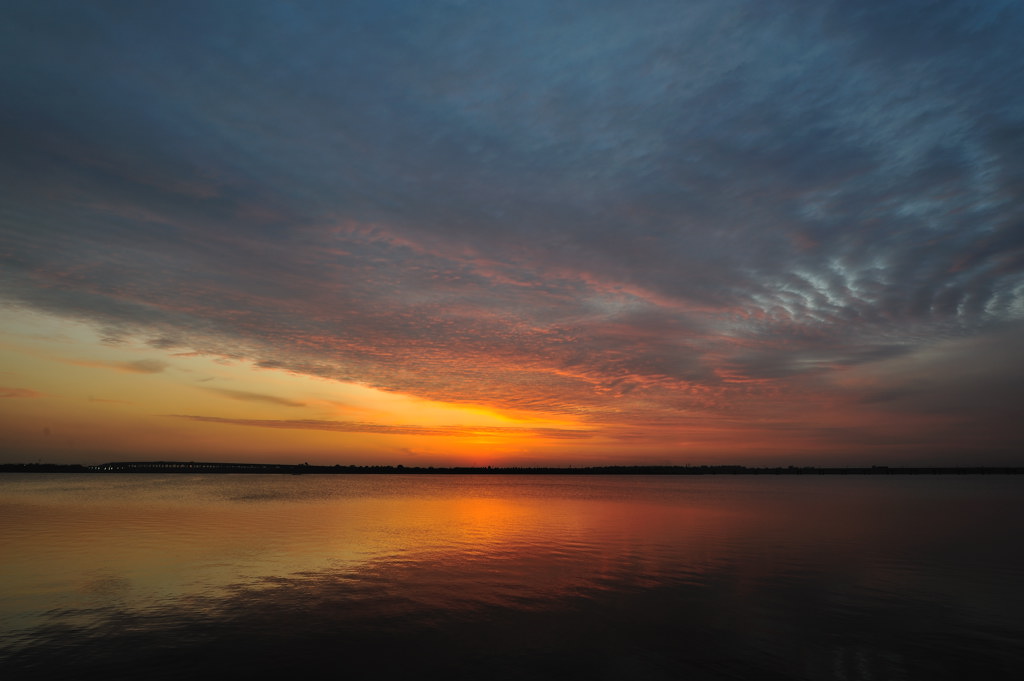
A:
[2,0,1023,467]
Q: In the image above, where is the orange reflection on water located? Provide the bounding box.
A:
[13,474,988,635]
[4,474,1024,681]
[0,475,761,630]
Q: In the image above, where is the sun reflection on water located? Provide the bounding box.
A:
[2,475,1024,680]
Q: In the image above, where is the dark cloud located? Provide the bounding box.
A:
[2,1,1023,460]
[851,325,1024,418]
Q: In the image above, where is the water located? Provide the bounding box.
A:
[1,474,1022,680]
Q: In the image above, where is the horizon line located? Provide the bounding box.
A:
[3,461,1023,475]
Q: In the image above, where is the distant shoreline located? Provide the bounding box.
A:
[2,462,1022,475]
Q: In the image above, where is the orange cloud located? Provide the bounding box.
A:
[1,386,44,398]
[171,414,592,439]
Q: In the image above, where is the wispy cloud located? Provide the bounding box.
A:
[68,359,170,374]
[1,387,44,399]
[172,415,592,440]
[203,388,306,408]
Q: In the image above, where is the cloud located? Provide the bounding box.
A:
[171,415,593,440]
[2,1,1023,460]
[1,387,43,399]
[848,325,1024,418]
[68,359,170,374]
[123,359,170,374]
[203,388,306,408]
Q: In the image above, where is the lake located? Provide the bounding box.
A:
[1,474,1022,679]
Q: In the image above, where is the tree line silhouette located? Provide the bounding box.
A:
[1,462,1021,475]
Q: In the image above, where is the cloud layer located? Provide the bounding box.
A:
[173,415,591,440]
[3,1,1023,461]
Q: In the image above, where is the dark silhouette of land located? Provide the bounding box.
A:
[1,461,1021,475]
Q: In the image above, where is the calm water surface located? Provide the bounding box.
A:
[1,474,1022,679]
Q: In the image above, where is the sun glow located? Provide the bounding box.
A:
[0,307,589,465]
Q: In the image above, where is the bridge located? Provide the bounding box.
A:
[89,461,312,474]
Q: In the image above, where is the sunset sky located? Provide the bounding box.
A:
[2,1,1023,467]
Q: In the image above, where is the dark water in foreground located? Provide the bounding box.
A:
[1,474,1022,680]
